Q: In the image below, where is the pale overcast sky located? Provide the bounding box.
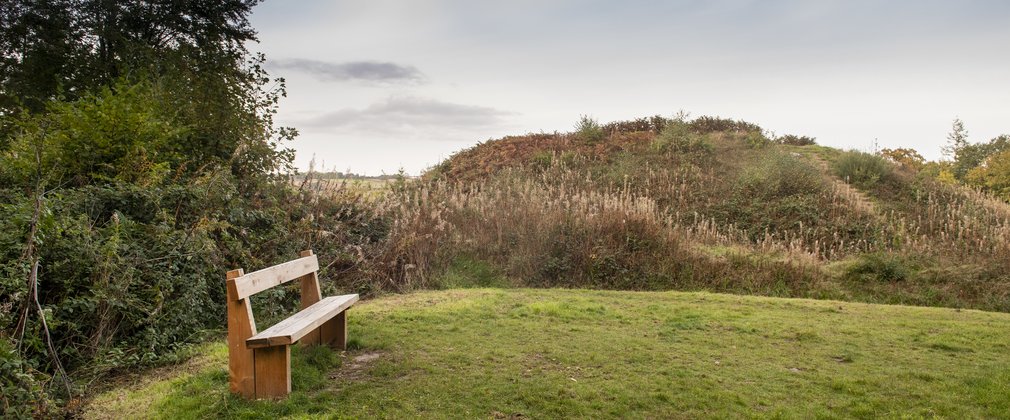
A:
[248,0,1010,175]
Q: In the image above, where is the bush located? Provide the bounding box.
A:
[744,131,771,149]
[529,151,554,171]
[2,81,182,187]
[737,152,827,199]
[775,134,817,146]
[722,152,829,239]
[574,115,606,143]
[601,115,669,134]
[844,253,914,282]
[834,151,893,189]
[0,173,387,412]
[688,116,762,134]
[651,121,712,155]
[0,339,50,418]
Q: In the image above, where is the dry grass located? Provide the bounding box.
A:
[346,118,1010,312]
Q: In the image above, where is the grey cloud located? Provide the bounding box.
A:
[300,96,514,135]
[271,59,425,84]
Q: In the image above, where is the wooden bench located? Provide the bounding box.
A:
[225,250,359,399]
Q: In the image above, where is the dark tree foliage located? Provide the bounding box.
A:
[0,0,259,108]
[0,1,86,113]
[0,0,292,177]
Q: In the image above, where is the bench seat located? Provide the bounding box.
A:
[247,294,359,349]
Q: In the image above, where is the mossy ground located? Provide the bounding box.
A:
[85,289,1010,419]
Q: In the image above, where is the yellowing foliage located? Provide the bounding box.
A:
[966,149,1010,200]
[937,168,958,184]
[880,148,925,170]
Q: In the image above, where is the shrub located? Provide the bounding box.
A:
[737,152,827,199]
[744,131,771,149]
[574,115,606,143]
[775,134,817,146]
[601,115,669,134]
[529,151,554,171]
[723,152,830,239]
[834,151,893,189]
[652,121,712,156]
[688,116,762,134]
[0,339,49,418]
[0,172,387,413]
[844,253,914,282]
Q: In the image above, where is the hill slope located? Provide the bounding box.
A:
[86,289,1010,418]
[370,116,1010,312]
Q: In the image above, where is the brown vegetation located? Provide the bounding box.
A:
[338,116,1010,313]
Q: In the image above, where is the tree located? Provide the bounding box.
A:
[938,116,1010,182]
[951,135,1010,182]
[879,148,925,171]
[966,149,1010,201]
[942,118,968,162]
[0,1,88,113]
[0,0,293,179]
[0,0,260,109]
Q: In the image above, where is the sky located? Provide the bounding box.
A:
[248,0,1010,175]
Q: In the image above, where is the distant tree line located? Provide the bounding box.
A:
[880,118,1010,201]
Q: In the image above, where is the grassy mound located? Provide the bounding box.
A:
[368,116,1010,312]
[85,289,1010,418]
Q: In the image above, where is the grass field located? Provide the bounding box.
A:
[84,289,1010,419]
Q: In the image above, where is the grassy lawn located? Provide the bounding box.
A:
[85,289,1010,419]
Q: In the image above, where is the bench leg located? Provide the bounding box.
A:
[254,346,291,399]
[320,310,348,350]
[300,328,321,347]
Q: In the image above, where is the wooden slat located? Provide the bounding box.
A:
[246,294,359,349]
[230,255,319,300]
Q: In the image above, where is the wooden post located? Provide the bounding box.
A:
[226,269,257,399]
[320,310,348,350]
[253,345,291,399]
[298,250,323,346]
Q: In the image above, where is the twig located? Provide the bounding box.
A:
[30,261,72,396]
[13,179,43,347]
[12,117,73,397]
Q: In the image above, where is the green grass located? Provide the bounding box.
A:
[435,256,510,289]
[85,289,1010,419]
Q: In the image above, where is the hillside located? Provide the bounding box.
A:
[85,289,1010,418]
[371,116,1010,313]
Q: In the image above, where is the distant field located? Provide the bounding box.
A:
[293,176,407,197]
[85,289,1010,419]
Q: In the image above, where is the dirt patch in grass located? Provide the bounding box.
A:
[330,351,384,382]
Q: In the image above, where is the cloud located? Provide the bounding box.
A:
[271,59,425,84]
[298,96,515,136]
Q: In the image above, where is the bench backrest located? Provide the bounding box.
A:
[228,253,320,300]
